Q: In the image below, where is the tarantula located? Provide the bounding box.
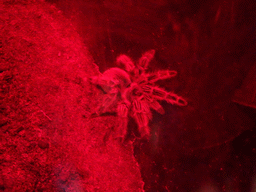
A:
[90,49,187,140]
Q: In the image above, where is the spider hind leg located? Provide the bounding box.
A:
[143,94,165,114]
[132,99,152,137]
[166,92,188,106]
[133,112,151,138]
[116,102,129,139]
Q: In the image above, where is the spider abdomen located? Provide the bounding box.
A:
[102,67,131,88]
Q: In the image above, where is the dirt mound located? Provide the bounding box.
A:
[0,1,143,191]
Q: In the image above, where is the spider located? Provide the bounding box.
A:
[89,49,187,140]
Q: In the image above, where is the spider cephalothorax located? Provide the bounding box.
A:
[90,50,187,140]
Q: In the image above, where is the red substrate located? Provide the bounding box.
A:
[0,1,143,191]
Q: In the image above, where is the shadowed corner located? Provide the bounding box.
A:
[232,64,256,109]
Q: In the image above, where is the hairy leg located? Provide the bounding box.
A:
[147,70,177,83]
[132,98,152,137]
[143,94,165,114]
[141,85,167,100]
[116,102,129,139]
[116,54,135,72]
[166,92,188,106]
[141,85,187,106]
[137,49,155,71]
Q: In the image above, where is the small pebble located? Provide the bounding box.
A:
[38,140,49,149]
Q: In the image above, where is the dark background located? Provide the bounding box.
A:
[46,0,256,191]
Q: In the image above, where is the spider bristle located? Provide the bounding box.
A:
[141,85,152,94]
[152,87,167,99]
[135,113,148,128]
[143,49,155,60]
[147,74,158,82]
[150,100,165,114]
